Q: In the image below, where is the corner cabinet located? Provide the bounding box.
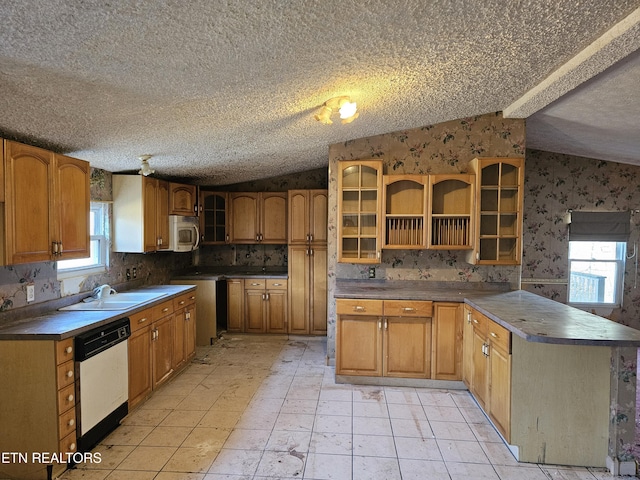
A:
[468,157,524,264]
[3,140,90,265]
[337,160,383,263]
[113,175,171,253]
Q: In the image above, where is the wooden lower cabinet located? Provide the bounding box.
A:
[227,279,244,332]
[288,245,327,335]
[336,299,433,379]
[431,302,463,380]
[227,278,288,333]
[128,290,196,410]
[0,338,78,480]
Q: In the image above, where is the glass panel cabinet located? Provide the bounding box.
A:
[199,191,228,244]
[468,157,524,264]
[337,160,383,263]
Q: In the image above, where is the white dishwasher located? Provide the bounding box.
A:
[75,317,130,452]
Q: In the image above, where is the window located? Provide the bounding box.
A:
[58,202,109,276]
[568,241,626,306]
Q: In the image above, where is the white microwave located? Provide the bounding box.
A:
[169,215,200,252]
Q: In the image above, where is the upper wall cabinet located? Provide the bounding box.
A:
[288,189,328,245]
[2,140,90,265]
[382,175,428,249]
[199,191,229,245]
[338,160,383,263]
[428,174,475,250]
[229,192,287,244]
[113,175,171,253]
[467,157,524,264]
[169,183,197,216]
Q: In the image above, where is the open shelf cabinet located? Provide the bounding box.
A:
[468,157,524,264]
[383,175,428,249]
[337,160,383,263]
[428,174,474,249]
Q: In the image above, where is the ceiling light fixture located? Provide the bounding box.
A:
[314,96,359,125]
[138,154,155,176]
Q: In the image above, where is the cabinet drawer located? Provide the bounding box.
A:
[57,383,76,414]
[59,431,77,455]
[56,338,74,364]
[470,310,488,334]
[244,279,266,289]
[266,279,287,290]
[130,309,153,333]
[384,300,433,317]
[336,299,383,316]
[56,360,75,389]
[488,320,511,354]
[152,300,174,319]
[58,406,76,439]
[173,291,196,310]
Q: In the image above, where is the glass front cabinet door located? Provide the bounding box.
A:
[337,160,383,263]
[468,157,524,265]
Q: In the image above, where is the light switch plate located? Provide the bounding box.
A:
[26,284,35,302]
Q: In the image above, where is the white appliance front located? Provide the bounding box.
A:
[169,215,200,252]
[78,340,129,435]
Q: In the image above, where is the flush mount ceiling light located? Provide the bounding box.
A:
[138,154,155,176]
[314,96,359,125]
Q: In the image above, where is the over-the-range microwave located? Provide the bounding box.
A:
[169,215,200,252]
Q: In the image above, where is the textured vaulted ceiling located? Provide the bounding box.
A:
[1,1,639,185]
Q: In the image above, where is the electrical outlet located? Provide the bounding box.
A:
[132,267,137,279]
[368,267,376,279]
[126,269,131,280]
[26,284,35,302]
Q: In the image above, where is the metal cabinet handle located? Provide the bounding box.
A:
[353,306,365,312]
[401,307,415,312]
[65,346,73,354]
[490,332,498,338]
[138,317,148,324]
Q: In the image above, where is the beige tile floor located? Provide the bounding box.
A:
[60,334,635,480]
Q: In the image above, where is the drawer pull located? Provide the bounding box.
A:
[490,332,498,338]
[68,419,75,427]
[273,283,282,287]
[189,296,195,300]
[401,307,416,313]
[472,318,479,324]
[65,346,73,354]
[138,317,148,324]
[68,442,76,451]
[66,370,74,378]
[251,283,261,286]
[179,300,185,305]
[162,307,169,313]
[353,306,365,312]
[67,394,74,402]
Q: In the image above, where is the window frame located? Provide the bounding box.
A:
[567,240,626,308]
[57,202,110,278]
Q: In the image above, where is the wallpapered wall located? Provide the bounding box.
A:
[0,169,193,316]
[326,112,526,359]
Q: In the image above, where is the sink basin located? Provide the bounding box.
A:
[60,291,168,311]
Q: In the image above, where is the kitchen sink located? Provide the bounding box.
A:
[59,291,168,311]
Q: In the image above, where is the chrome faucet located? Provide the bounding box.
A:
[93,284,116,300]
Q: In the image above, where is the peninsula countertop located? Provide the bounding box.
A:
[334,280,640,347]
[0,284,196,341]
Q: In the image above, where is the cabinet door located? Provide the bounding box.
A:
[143,178,159,252]
[4,141,55,264]
[54,154,90,260]
[288,246,310,334]
[488,341,511,441]
[384,316,431,378]
[244,289,266,333]
[338,160,383,263]
[336,315,383,376]
[227,279,244,332]
[288,190,310,245]
[156,180,170,250]
[169,183,196,215]
[309,190,328,244]
[462,306,474,388]
[229,193,259,243]
[172,309,186,370]
[152,315,174,388]
[185,304,196,359]
[431,303,463,380]
[266,289,287,333]
[261,192,287,243]
[310,245,327,334]
[200,191,228,244]
[471,323,489,409]
[128,326,152,409]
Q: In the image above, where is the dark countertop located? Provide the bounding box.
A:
[172,266,288,280]
[0,284,196,341]
[334,280,640,347]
